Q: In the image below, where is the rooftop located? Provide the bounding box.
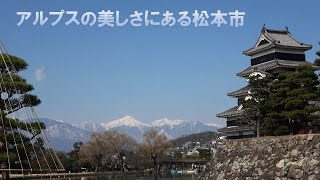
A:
[236,59,314,77]
[243,26,312,56]
[227,85,250,98]
[216,106,244,118]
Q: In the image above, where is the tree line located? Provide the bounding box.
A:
[58,130,172,173]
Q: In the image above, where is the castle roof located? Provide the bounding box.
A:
[236,59,314,77]
[227,85,249,98]
[216,106,244,118]
[243,27,312,56]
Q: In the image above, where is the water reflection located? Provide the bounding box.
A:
[49,172,198,180]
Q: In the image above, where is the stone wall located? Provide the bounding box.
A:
[202,134,320,180]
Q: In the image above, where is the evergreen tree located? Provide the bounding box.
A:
[310,46,320,132]
[242,74,271,137]
[313,43,320,66]
[0,54,45,173]
[264,65,320,135]
[65,142,83,172]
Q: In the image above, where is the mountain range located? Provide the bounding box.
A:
[40,116,219,152]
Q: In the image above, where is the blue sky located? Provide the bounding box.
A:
[1,1,319,125]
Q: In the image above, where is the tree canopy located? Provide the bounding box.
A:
[263,65,320,135]
[79,131,137,172]
[314,43,320,66]
[139,130,172,170]
[243,73,271,137]
[244,64,320,136]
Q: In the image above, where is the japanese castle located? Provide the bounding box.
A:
[217,26,314,139]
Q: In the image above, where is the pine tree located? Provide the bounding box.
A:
[310,46,320,132]
[264,65,320,135]
[242,74,271,137]
[0,54,45,172]
[314,43,320,66]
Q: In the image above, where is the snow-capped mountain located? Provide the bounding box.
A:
[205,122,225,129]
[149,120,217,140]
[101,116,150,141]
[40,118,91,152]
[102,115,150,130]
[73,122,105,132]
[151,118,187,128]
[39,116,219,152]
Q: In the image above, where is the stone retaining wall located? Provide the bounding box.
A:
[203,134,320,180]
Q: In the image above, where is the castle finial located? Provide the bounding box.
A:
[262,24,266,32]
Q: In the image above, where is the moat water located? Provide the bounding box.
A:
[48,173,198,180]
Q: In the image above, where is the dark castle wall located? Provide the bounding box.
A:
[251,52,305,66]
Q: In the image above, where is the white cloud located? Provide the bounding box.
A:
[34,66,46,82]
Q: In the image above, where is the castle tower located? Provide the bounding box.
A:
[217,26,313,139]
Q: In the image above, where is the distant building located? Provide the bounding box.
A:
[217,26,315,139]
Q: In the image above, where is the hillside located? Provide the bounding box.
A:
[171,131,217,147]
